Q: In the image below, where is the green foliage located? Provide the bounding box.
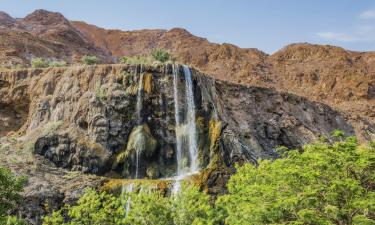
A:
[217,136,375,225]
[4,216,28,225]
[30,58,67,68]
[122,191,173,225]
[81,55,98,65]
[0,167,27,223]
[49,60,67,67]
[172,183,218,225]
[43,183,216,225]
[120,48,173,66]
[120,55,153,65]
[332,129,345,139]
[151,48,171,63]
[31,58,49,68]
[43,188,125,225]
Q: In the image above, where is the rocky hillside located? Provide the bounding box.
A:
[0,10,374,134]
[0,64,368,223]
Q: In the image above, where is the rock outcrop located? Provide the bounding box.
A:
[0,64,372,223]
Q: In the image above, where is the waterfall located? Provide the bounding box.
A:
[136,67,144,126]
[173,65,183,176]
[172,65,199,194]
[122,183,134,218]
[183,65,199,173]
[134,65,144,179]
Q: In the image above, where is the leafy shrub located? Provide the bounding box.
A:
[0,167,27,223]
[31,58,49,68]
[120,55,152,65]
[43,188,124,225]
[43,183,216,225]
[81,55,98,65]
[49,60,67,67]
[217,135,375,225]
[120,49,173,66]
[151,48,171,63]
[4,216,28,225]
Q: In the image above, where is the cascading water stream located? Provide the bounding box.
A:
[123,65,143,218]
[135,65,144,179]
[173,65,183,176]
[172,65,199,194]
[183,65,199,173]
[122,183,134,218]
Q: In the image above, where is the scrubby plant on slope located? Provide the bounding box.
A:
[31,58,50,68]
[120,48,174,66]
[31,58,67,68]
[81,55,98,65]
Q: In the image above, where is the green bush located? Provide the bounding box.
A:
[43,188,124,225]
[49,60,67,67]
[0,167,27,223]
[120,49,173,66]
[120,55,152,65]
[81,55,98,65]
[43,183,216,225]
[217,136,375,225]
[151,48,171,63]
[31,58,49,68]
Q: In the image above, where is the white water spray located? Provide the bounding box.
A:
[172,65,199,194]
[122,183,134,218]
[134,65,145,179]
[183,65,199,173]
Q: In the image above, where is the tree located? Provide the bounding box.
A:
[123,191,173,225]
[151,49,171,63]
[0,167,27,224]
[81,55,98,65]
[172,183,218,225]
[43,189,125,225]
[217,136,375,225]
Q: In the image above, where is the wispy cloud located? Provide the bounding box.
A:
[316,32,358,42]
[359,9,375,19]
[316,9,375,42]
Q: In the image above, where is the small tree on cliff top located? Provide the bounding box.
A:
[81,55,98,65]
[151,48,171,63]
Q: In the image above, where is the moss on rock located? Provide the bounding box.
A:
[143,72,153,94]
[112,123,158,170]
[100,178,172,196]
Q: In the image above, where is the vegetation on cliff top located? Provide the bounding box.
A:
[42,134,375,225]
[120,48,174,66]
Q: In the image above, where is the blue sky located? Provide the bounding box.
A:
[1,0,374,54]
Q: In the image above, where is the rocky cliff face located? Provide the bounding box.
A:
[0,64,371,223]
[0,10,374,136]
